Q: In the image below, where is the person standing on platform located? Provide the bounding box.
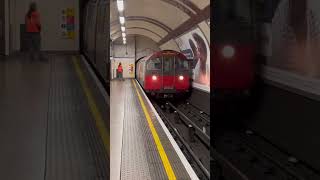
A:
[117,62,124,80]
[25,2,46,61]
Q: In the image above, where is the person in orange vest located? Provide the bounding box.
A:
[25,2,46,61]
[117,62,124,80]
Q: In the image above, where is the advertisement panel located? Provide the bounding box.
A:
[175,27,210,92]
[61,8,75,39]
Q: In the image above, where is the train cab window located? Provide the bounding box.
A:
[175,58,189,70]
[147,58,161,70]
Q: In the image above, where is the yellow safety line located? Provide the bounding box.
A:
[132,79,176,180]
[72,56,110,156]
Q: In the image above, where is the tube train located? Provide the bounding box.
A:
[136,50,192,98]
[81,0,110,91]
[213,0,256,112]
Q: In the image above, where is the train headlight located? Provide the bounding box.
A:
[152,75,157,80]
[179,75,184,80]
[222,45,235,58]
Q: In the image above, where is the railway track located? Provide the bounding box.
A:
[152,98,320,180]
[152,99,210,180]
[213,127,320,180]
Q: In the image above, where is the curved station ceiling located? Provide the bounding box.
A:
[110,0,210,49]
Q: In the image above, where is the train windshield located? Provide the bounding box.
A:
[175,57,189,70]
[147,55,188,72]
[147,58,161,70]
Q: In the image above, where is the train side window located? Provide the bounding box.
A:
[147,58,161,70]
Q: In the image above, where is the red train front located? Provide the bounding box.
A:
[136,50,191,97]
[213,0,256,99]
[213,0,257,116]
[213,42,255,96]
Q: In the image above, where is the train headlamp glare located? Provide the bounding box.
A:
[152,75,157,80]
[179,75,184,80]
[222,45,235,58]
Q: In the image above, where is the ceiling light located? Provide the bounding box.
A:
[121,26,125,32]
[119,16,125,24]
[117,0,124,12]
[122,32,126,37]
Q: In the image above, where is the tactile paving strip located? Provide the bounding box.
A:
[120,80,155,180]
[45,55,108,180]
[120,80,191,180]
[135,81,191,180]
[77,57,109,127]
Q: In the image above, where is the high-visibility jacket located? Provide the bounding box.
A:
[117,65,123,73]
[26,11,41,33]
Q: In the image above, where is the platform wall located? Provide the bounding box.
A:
[111,36,135,79]
[112,36,135,58]
[135,36,160,60]
[249,0,320,171]
[111,58,135,79]
[112,35,160,61]
[174,21,210,93]
[9,0,79,52]
[261,0,320,99]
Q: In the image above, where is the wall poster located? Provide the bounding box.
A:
[175,27,210,92]
[61,8,75,39]
[129,64,134,75]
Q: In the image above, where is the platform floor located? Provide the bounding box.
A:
[110,79,198,180]
[0,54,109,180]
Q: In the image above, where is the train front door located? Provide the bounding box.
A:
[0,0,5,55]
[161,56,175,90]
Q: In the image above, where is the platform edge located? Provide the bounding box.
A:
[134,79,199,180]
[80,55,110,105]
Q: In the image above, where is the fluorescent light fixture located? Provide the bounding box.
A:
[121,26,125,32]
[117,0,124,12]
[122,32,126,37]
[123,37,126,41]
[119,16,125,24]
[123,41,127,44]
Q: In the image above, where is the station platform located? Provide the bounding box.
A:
[110,79,198,180]
[0,53,109,180]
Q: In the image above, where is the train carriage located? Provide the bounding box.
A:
[213,0,256,98]
[213,0,257,116]
[136,50,191,98]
